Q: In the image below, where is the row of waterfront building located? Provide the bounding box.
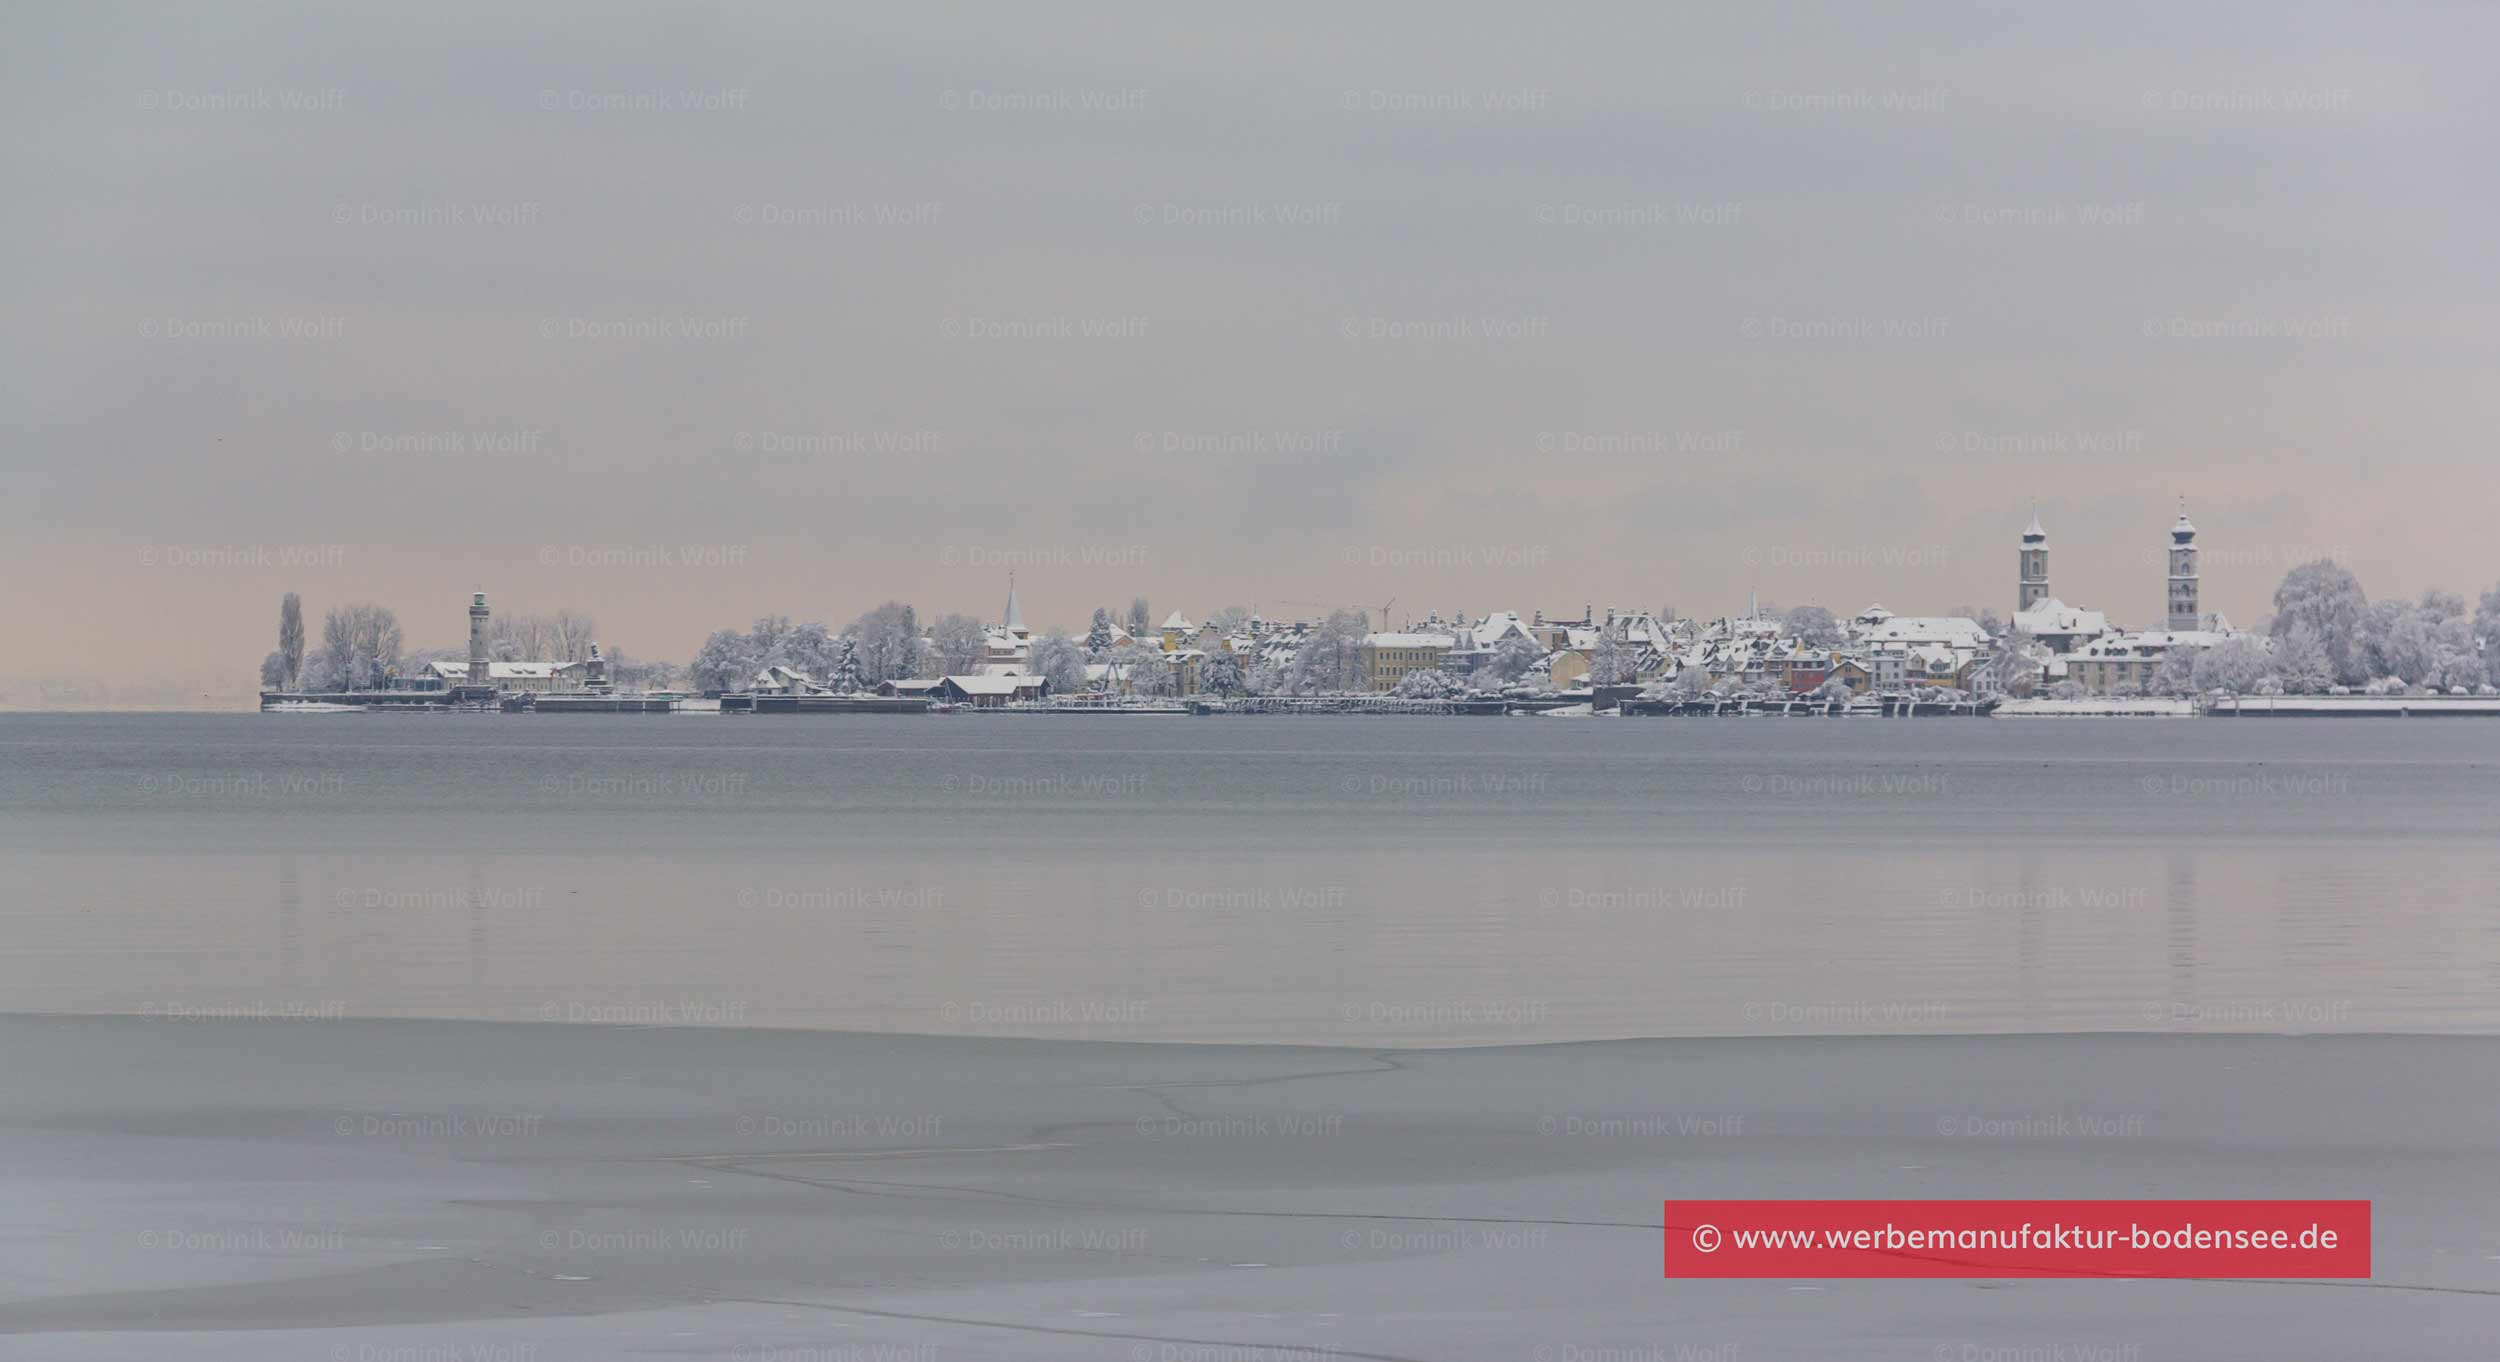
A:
[279,508,2246,708]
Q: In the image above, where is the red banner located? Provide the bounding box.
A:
[1663,1199,2369,1278]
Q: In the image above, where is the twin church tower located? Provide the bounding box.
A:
[2019,502,2200,631]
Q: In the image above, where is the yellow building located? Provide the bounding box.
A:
[1359,633,1455,691]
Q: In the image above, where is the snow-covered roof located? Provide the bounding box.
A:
[1855,616,1989,649]
[1160,610,1193,631]
[2012,597,2109,637]
[1363,632,1457,648]
[1469,611,1538,649]
[942,674,1043,695]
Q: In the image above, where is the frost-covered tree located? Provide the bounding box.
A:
[825,637,867,693]
[1482,632,1544,684]
[845,602,924,684]
[770,620,843,679]
[688,629,761,692]
[1207,605,1251,635]
[309,604,402,690]
[1028,630,1088,695]
[2270,560,2369,685]
[1086,608,1117,658]
[1107,640,1170,696]
[1199,649,1246,696]
[1393,668,1462,699]
[1126,597,1153,637]
[2191,635,2274,695]
[2273,624,2333,693]
[1243,659,1286,696]
[2149,646,2200,696]
[1783,605,1843,648]
[2048,679,2087,701]
[276,592,305,690]
[1289,609,1369,693]
[928,612,989,676]
[259,650,289,690]
[1813,676,1854,701]
[2477,583,2500,687]
[604,649,681,692]
[1588,620,1631,686]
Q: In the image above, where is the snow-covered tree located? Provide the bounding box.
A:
[2191,634,2274,695]
[845,602,923,684]
[1588,620,1631,686]
[308,604,402,690]
[1783,605,1843,648]
[1243,659,1285,696]
[2270,560,2370,685]
[2048,679,2087,700]
[689,628,760,692]
[259,650,288,690]
[928,612,989,675]
[2273,624,2333,693]
[1199,649,1246,695]
[1812,675,1854,701]
[2477,582,2500,687]
[1106,640,1170,696]
[1206,605,1251,634]
[605,649,681,692]
[1393,668,1462,699]
[1289,609,1369,693]
[824,637,866,693]
[276,593,305,690]
[1086,608,1116,658]
[1482,632,1544,684]
[764,620,842,679]
[1126,597,1153,638]
[2149,646,2199,696]
[1028,630,1088,695]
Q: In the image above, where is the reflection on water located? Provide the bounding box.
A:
[3,714,2497,1044]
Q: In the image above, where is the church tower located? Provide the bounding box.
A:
[2018,505,2050,613]
[2165,502,2200,631]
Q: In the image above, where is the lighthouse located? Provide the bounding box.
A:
[467,590,493,693]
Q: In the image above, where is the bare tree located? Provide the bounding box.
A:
[929,612,990,675]
[845,602,924,684]
[1028,630,1089,694]
[310,604,403,690]
[549,610,598,663]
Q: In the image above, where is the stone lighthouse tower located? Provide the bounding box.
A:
[467,590,493,693]
[2018,504,2050,613]
[2165,502,2200,631]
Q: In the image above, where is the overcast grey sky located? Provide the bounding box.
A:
[6,1,2495,703]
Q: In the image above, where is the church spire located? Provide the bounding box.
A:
[1003,574,1027,636]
